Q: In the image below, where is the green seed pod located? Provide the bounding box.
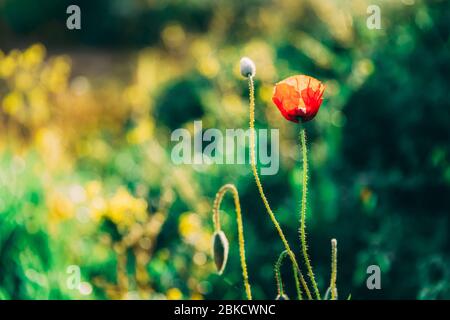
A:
[212,231,229,275]
[275,293,289,300]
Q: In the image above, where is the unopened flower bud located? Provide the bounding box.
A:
[212,231,229,275]
[276,293,289,300]
[331,238,337,247]
[240,57,256,78]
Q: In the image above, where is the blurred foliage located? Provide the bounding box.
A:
[0,0,449,299]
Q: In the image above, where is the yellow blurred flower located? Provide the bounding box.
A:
[21,43,46,70]
[179,212,211,252]
[197,55,220,78]
[191,39,220,78]
[41,56,71,93]
[48,191,75,223]
[86,180,103,199]
[179,212,201,238]
[14,71,34,92]
[166,288,183,300]
[2,91,24,116]
[191,293,203,300]
[90,196,108,222]
[0,50,19,78]
[34,127,65,168]
[28,87,50,125]
[126,118,155,144]
[105,187,148,230]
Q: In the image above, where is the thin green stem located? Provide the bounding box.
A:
[248,76,312,300]
[275,250,303,300]
[213,184,252,300]
[330,239,338,300]
[274,251,286,297]
[299,127,321,300]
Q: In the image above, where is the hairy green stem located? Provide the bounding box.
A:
[299,127,321,300]
[274,251,286,297]
[330,239,338,300]
[275,250,303,300]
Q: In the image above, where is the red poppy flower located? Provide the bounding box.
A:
[272,75,325,123]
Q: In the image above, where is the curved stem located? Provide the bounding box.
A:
[247,76,312,300]
[213,184,252,300]
[275,250,303,300]
[299,127,321,300]
[330,239,338,300]
[274,251,285,297]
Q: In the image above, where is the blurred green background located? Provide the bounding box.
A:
[0,0,449,300]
